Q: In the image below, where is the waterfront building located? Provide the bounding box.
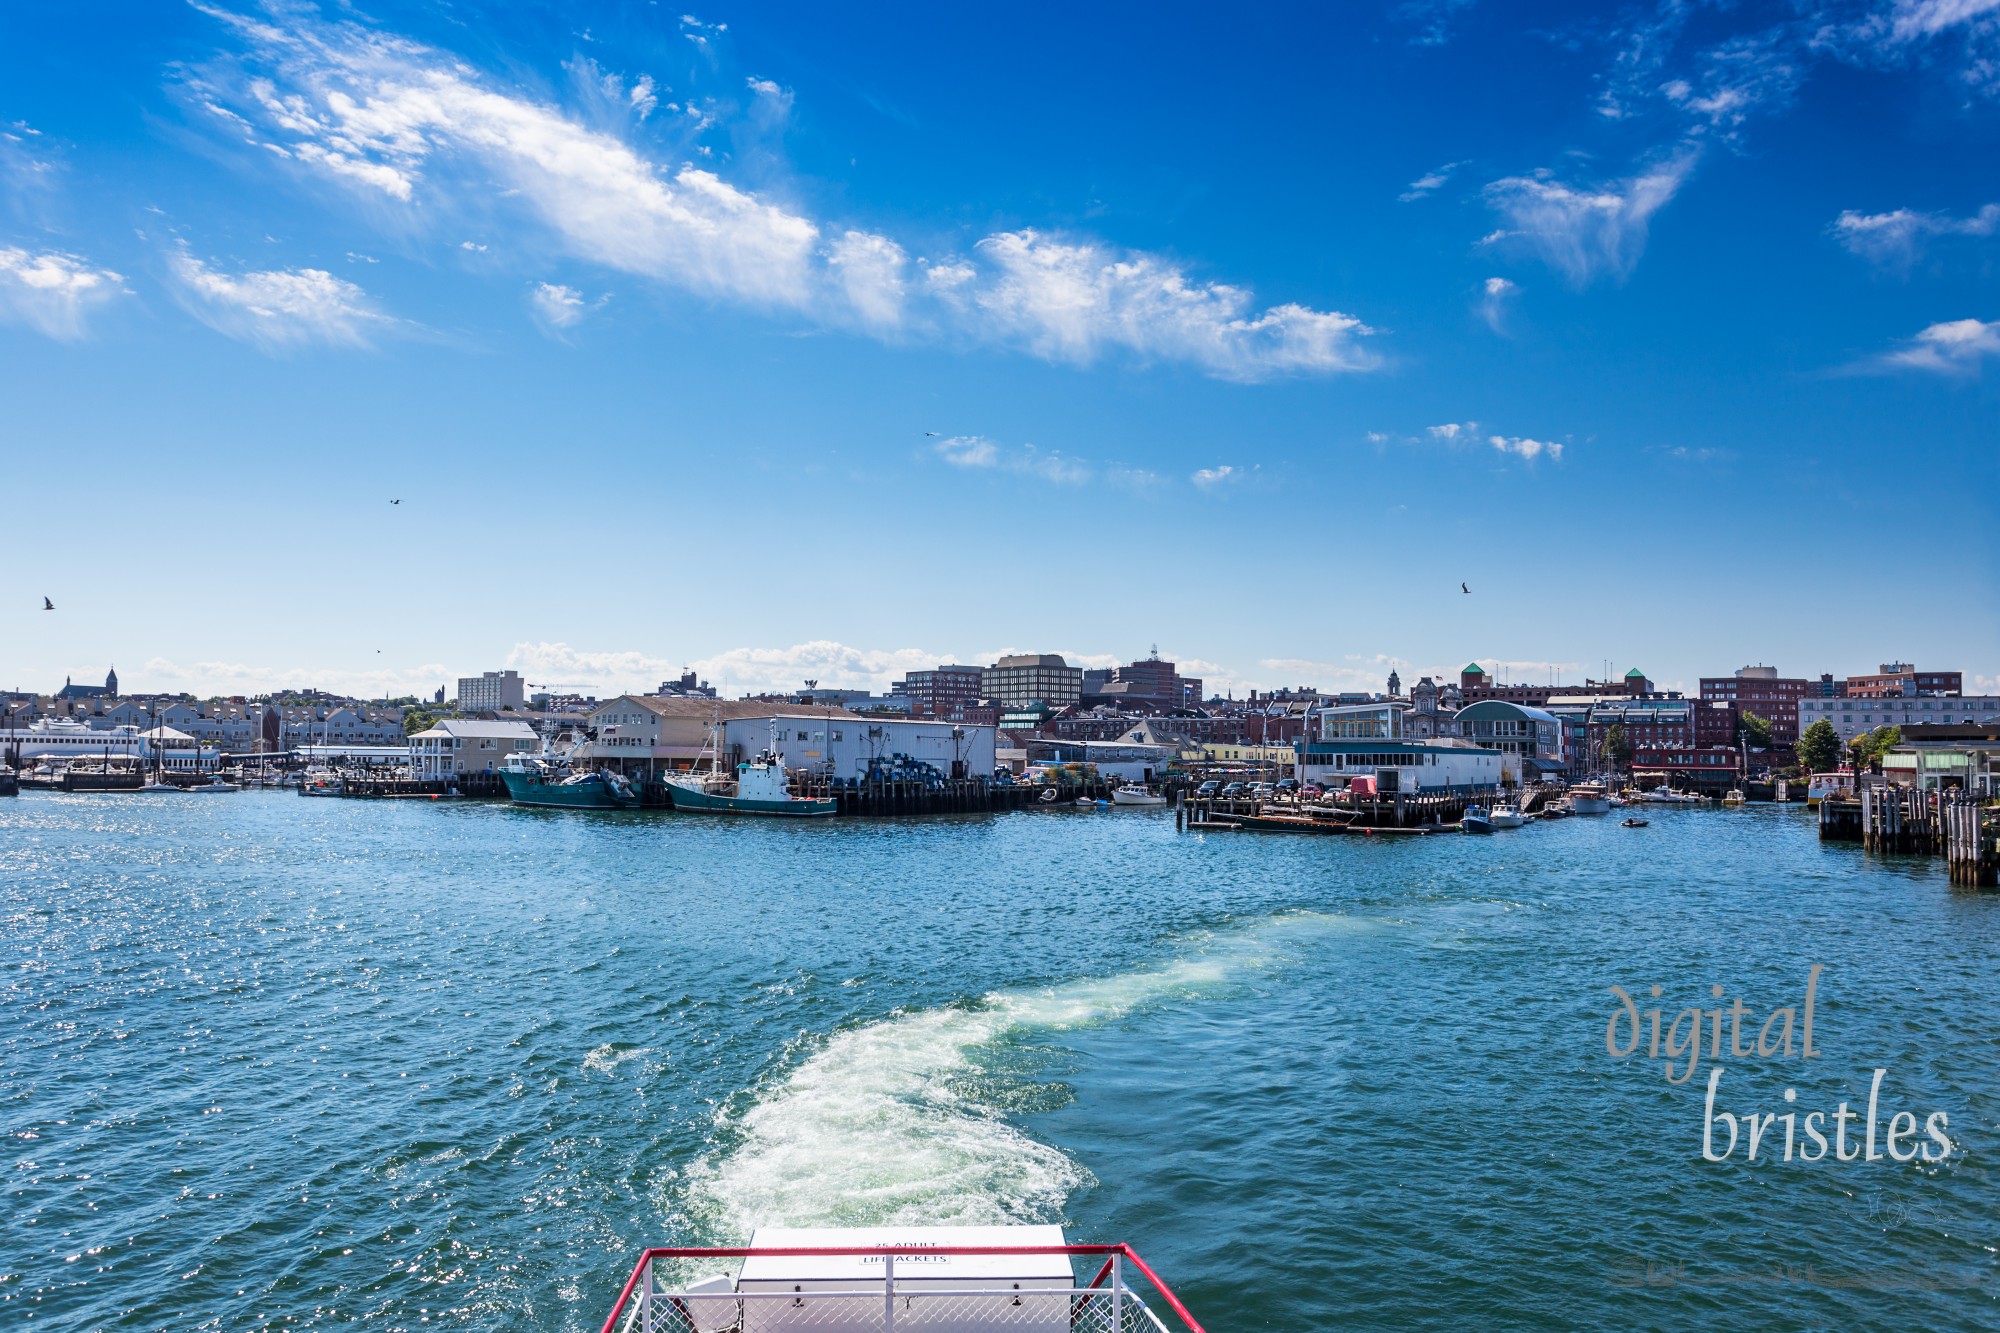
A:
[457,670,526,713]
[1630,747,1746,792]
[981,654,1083,710]
[1693,699,1740,747]
[1402,676,1459,740]
[1883,725,2000,795]
[723,713,997,781]
[1844,662,1962,699]
[1200,742,1298,772]
[409,719,539,780]
[1295,736,1501,793]
[1455,700,1567,783]
[1798,694,2000,743]
[1699,665,1808,743]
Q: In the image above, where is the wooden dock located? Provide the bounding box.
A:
[1178,789,1484,832]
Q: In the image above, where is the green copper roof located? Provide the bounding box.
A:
[1624,667,1647,678]
[1462,662,1488,675]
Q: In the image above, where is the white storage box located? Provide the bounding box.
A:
[736,1225,1073,1332]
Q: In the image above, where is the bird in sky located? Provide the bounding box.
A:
[1462,583,1471,594]
[43,596,55,610]
[924,431,939,437]
[391,499,401,505]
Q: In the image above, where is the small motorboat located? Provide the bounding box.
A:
[1487,803,1525,829]
[1642,786,1700,804]
[1074,796,1109,807]
[1622,817,1649,827]
[1722,789,1747,806]
[1462,805,1495,834]
[1110,784,1168,806]
[187,780,243,793]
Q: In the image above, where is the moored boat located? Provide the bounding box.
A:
[1110,784,1168,806]
[1462,805,1495,834]
[665,746,835,817]
[500,754,641,810]
[1487,802,1525,828]
[1642,786,1701,804]
[1567,781,1611,815]
[1805,769,1855,807]
[1722,788,1747,805]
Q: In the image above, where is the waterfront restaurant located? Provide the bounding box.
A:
[1295,702,1501,794]
[1455,699,1567,784]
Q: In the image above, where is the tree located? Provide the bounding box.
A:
[403,707,444,737]
[1847,725,1902,771]
[1795,718,1841,773]
[1602,724,1633,770]
[1737,710,1774,749]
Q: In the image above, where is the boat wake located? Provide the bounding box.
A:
[678,911,1356,1241]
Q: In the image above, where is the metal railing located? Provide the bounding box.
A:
[601,1245,1206,1333]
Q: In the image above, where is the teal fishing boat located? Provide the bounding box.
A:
[499,754,641,810]
[665,739,836,817]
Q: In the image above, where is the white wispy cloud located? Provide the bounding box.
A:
[1477,275,1517,333]
[1190,465,1238,489]
[1489,434,1564,461]
[1482,150,1698,285]
[947,229,1376,380]
[1399,160,1463,202]
[140,654,452,700]
[1428,421,1473,439]
[530,280,607,331]
[0,246,125,339]
[931,433,1090,484]
[1831,202,2000,266]
[167,247,386,350]
[1878,317,2000,373]
[685,641,939,696]
[189,9,1375,380]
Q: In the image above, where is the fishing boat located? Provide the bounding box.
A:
[600,1225,1210,1333]
[1110,784,1168,806]
[1722,788,1747,806]
[1487,802,1525,829]
[1567,781,1611,815]
[1805,769,1855,807]
[1462,805,1495,834]
[501,753,642,810]
[300,767,344,797]
[666,748,835,818]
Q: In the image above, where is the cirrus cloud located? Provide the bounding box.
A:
[167,246,386,350]
[0,245,125,339]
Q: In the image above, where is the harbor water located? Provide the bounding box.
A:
[4,795,1995,1330]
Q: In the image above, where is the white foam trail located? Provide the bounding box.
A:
[681,912,1348,1240]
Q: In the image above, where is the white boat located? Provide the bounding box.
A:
[186,779,243,793]
[1642,786,1701,804]
[1487,803,1526,828]
[1567,781,1611,815]
[300,768,344,797]
[1110,784,1168,806]
[600,1225,1207,1333]
[1722,788,1747,806]
[1805,769,1855,807]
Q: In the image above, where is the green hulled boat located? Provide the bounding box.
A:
[664,748,835,817]
[499,755,641,810]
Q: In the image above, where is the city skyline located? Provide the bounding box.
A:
[4,2,1997,698]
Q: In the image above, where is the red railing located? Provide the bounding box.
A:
[599,1243,1206,1333]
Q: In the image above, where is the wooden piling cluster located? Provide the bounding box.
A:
[1944,800,1999,887]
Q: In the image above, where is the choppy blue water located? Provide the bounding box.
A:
[4,793,1995,1331]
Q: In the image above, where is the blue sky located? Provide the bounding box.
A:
[3,0,1997,701]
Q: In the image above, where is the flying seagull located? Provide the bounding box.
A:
[391,498,401,505]
[1461,582,1470,594]
[924,431,939,437]
[43,596,55,610]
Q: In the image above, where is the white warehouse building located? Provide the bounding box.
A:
[722,713,997,782]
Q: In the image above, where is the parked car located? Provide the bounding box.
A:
[1275,778,1299,794]
[1220,781,1247,798]
[1196,779,1222,797]
[1249,782,1277,797]
[1301,783,1325,798]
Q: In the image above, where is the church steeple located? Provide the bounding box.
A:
[106,665,118,696]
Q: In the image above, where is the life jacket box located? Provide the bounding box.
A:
[737,1225,1073,1332]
